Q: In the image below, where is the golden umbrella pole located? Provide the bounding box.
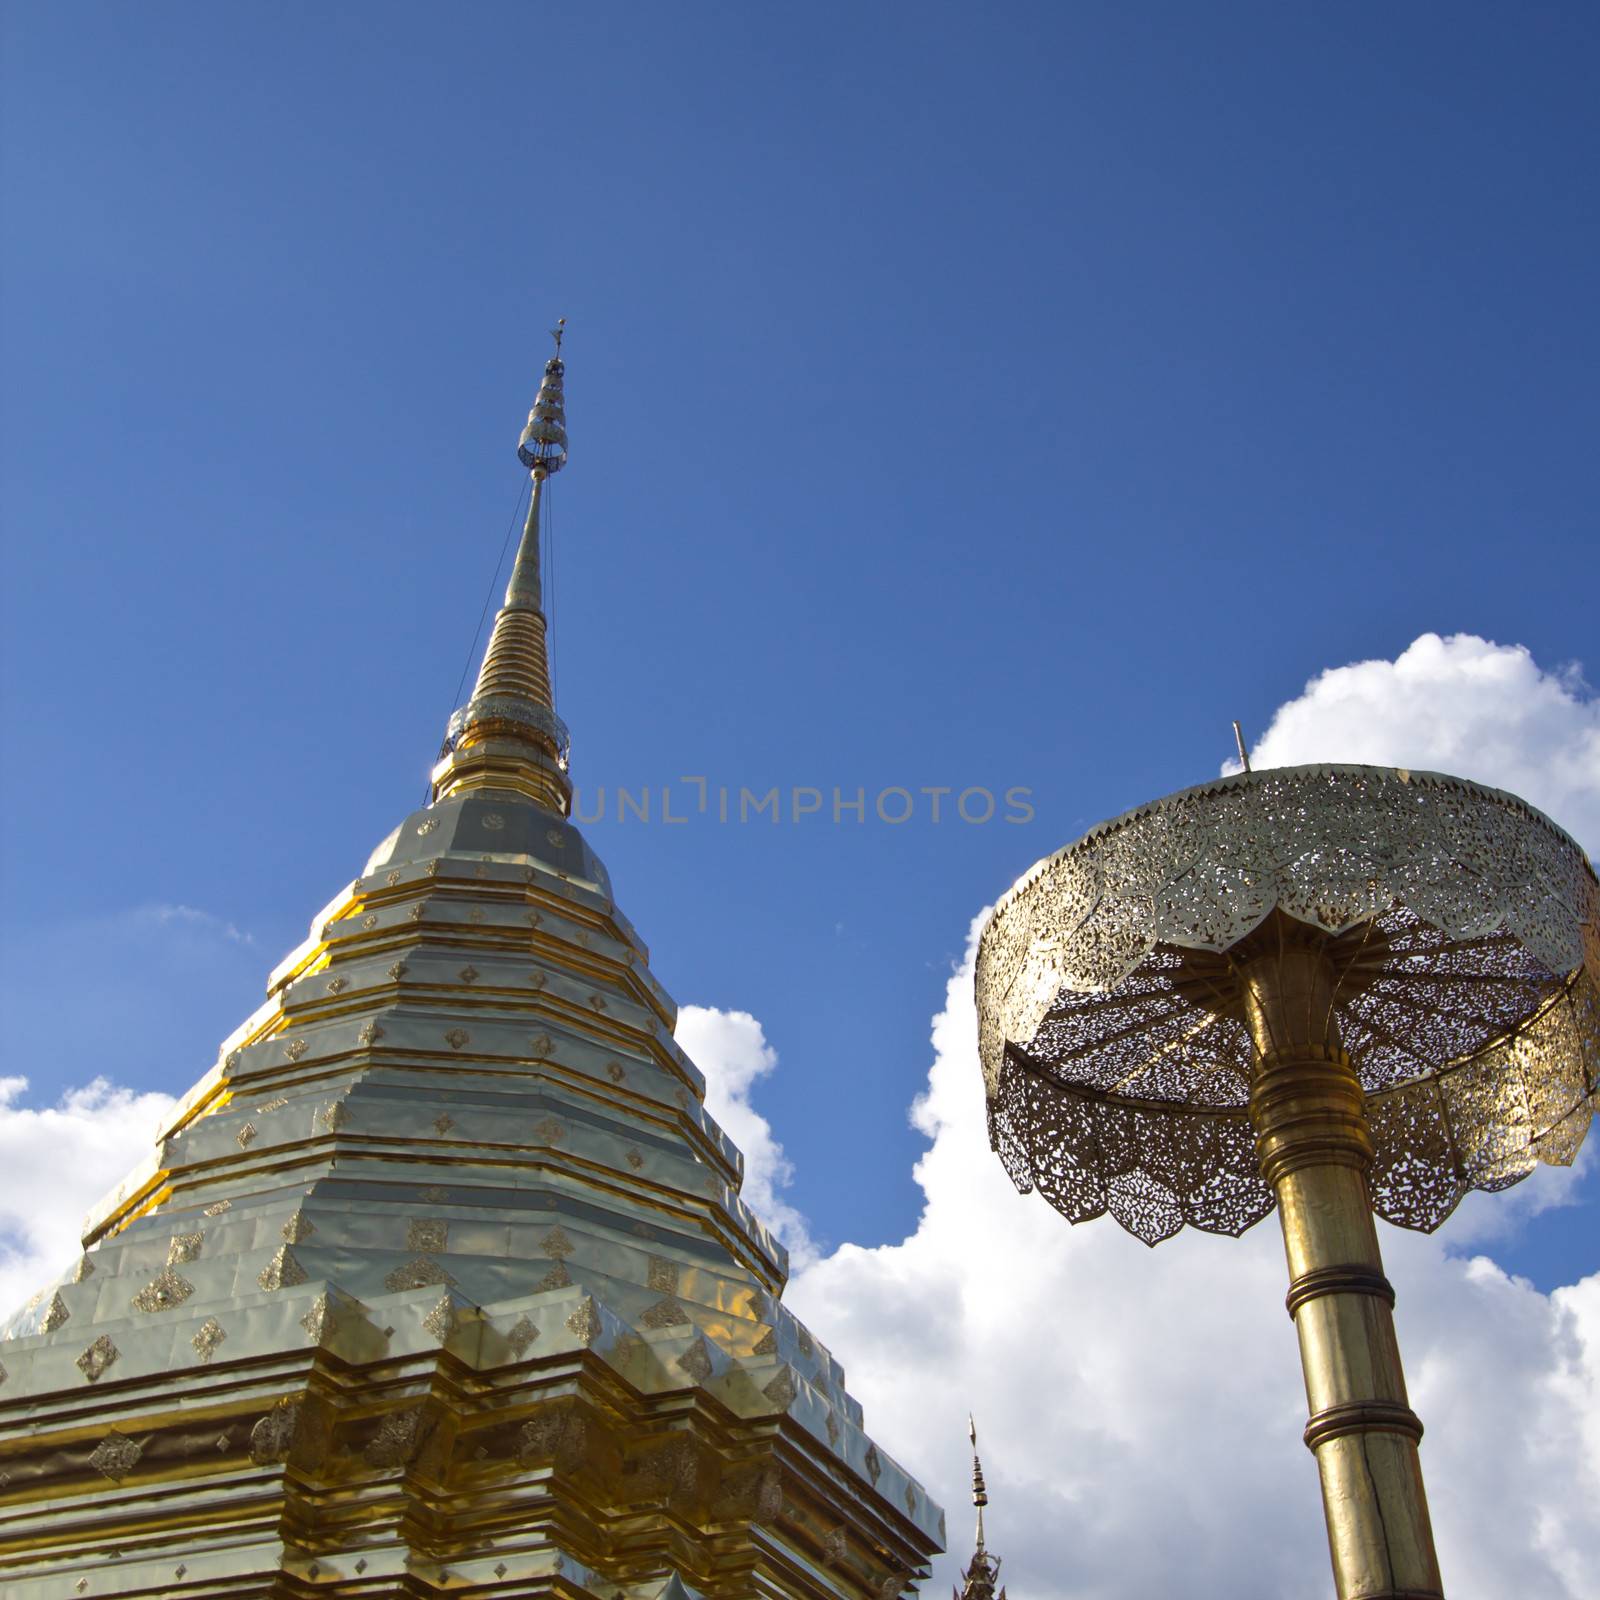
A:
[1239,927,1441,1599]
[977,765,1600,1600]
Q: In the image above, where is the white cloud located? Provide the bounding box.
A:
[0,902,255,1316]
[147,903,255,945]
[1233,632,1600,849]
[676,1005,817,1268]
[0,1076,176,1316]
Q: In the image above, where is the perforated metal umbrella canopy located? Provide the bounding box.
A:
[977,765,1600,1245]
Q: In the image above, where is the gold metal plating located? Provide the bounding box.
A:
[430,728,571,814]
[434,469,573,816]
[1284,1265,1395,1320]
[1241,928,1444,1600]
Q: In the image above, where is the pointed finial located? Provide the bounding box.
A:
[969,1414,987,1548]
[955,1415,1003,1599]
[1232,719,1252,772]
[518,335,569,477]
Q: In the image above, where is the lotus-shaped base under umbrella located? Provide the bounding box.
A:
[977,765,1598,1600]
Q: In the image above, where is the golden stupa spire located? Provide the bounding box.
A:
[431,321,572,814]
[0,327,946,1600]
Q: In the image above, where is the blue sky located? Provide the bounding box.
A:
[2,0,1597,1295]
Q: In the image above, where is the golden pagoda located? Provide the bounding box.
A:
[0,336,945,1599]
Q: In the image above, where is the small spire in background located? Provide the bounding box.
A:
[955,1417,1005,1600]
[970,1414,987,1550]
[1232,719,1252,772]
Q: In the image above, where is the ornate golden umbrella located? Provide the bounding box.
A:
[976,765,1598,1600]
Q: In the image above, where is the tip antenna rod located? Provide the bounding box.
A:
[1232,720,1251,772]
